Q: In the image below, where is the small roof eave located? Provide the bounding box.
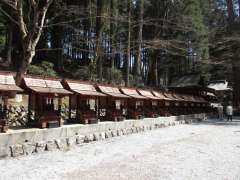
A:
[98,85,129,98]
[138,90,161,100]
[120,88,147,99]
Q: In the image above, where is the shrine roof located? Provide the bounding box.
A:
[64,80,106,97]
[0,74,22,92]
[120,88,147,99]
[23,77,71,95]
[137,89,160,100]
[98,85,129,98]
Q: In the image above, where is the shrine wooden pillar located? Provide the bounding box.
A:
[68,95,72,120]
[3,96,8,124]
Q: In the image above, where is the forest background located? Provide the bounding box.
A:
[0,0,239,106]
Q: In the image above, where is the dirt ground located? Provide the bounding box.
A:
[1,119,240,180]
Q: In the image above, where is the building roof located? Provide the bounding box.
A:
[120,88,147,99]
[152,91,172,101]
[137,89,160,100]
[169,74,201,88]
[98,85,129,98]
[172,93,187,101]
[163,92,179,101]
[194,96,207,103]
[0,74,22,92]
[64,80,105,97]
[180,94,197,102]
[23,77,71,95]
[206,92,216,97]
[208,80,232,91]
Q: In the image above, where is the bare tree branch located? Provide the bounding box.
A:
[16,0,27,39]
[0,6,19,25]
[1,0,17,9]
[32,0,53,48]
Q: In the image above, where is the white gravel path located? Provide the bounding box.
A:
[1,120,240,180]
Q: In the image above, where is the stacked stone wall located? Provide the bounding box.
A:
[0,114,205,159]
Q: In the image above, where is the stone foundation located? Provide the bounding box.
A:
[7,106,28,127]
[0,114,205,159]
[7,105,70,127]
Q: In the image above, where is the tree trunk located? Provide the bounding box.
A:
[51,26,64,72]
[226,0,235,30]
[96,0,103,81]
[147,51,158,86]
[134,0,144,82]
[154,56,158,87]
[2,6,14,66]
[125,0,131,87]
[238,0,240,16]
[1,0,53,85]
[233,46,240,108]
[226,0,240,107]
[109,0,117,83]
[83,0,90,63]
[15,48,35,85]
[50,0,64,72]
[5,23,13,65]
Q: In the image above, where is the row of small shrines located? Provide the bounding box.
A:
[0,72,210,133]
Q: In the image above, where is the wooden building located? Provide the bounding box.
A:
[21,77,72,128]
[181,94,196,114]
[151,91,172,116]
[194,95,209,113]
[62,80,106,124]
[208,80,232,105]
[163,92,182,115]
[137,89,161,118]
[97,85,129,121]
[120,87,147,119]
[0,73,23,132]
[172,93,190,115]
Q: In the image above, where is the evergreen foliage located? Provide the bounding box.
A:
[0,0,239,105]
[28,61,58,77]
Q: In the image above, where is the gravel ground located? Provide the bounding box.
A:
[1,119,240,180]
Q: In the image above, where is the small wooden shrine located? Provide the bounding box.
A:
[172,93,190,115]
[182,94,201,114]
[151,91,172,116]
[22,77,72,128]
[97,85,129,121]
[194,95,209,113]
[137,89,161,118]
[163,92,182,115]
[120,87,147,119]
[62,80,106,124]
[0,73,23,132]
[169,85,212,114]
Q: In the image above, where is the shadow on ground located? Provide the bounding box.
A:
[192,117,240,126]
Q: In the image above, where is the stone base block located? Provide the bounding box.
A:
[66,137,76,147]
[0,147,10,159]
[76,135,85,144]
[10,144,24,157]
[23,143,36,155]
[35,141,46,153]
[46,140,56,151]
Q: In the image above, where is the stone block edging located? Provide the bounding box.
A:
[0,114,205,159]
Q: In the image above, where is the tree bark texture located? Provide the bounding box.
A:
[135,0,144,80]
[125,0,131,87]
[96,0,103,81]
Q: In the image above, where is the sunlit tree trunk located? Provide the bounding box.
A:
[125,0,131,86]
[96,0,103,81]
[5,22,13,65]
[1,0,53,85]
[134,0,144,82]
[109,0,118,83]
